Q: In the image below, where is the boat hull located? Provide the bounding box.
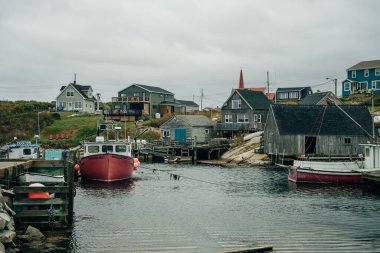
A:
[288,166,362,184]
[80,153,134,182]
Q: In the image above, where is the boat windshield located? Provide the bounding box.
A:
[86,144,131,155]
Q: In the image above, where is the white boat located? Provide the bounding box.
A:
[17,172,65,183]
[1,141,40,159]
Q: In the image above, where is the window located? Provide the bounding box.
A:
[351,70,356,78]
[344,137,352,145]
[88,146,99,153]
[116,145,127,152]
[373,81,380,90]
[102,145,113,152]
[59,102,66,108]
[68,102,72,108]
[225,114,233,123]
[254,114,262,123]
[121,93,126,97]
[365,147,370,157]
[358,81,368,90]
[161,130,170,137]
[364,69,369,77]
[74,102,82,109]
[376,68,380,76]
[142,92,146,97]
[289,92,299,99]
[344,82,350,91]
[133,92,139,96]
[23,149,32,155]
[66,90,74,97]
[231,99,241,109]
[205,129,209,134]
[278,93,288,99]
[237,114,249,123]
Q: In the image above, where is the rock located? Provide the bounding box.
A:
[15,235,31,243]
[25,226,45,241]
[0,213,10,231]
[0,242,4,253]
[0,231,16,244]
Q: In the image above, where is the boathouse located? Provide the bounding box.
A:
[263,104,374,162]
[160,115,216,143]
[299,91,342,105]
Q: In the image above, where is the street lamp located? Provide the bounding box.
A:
[37,111,41,139]
[326,78,338,96]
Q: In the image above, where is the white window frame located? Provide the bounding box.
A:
[231,99,241,109]
[373,80,380,90]
[351,70,356,78]
[364,69,369,77]
[161,130,170,138]
[376,68,380,76]
[133,92,139,96]
[289,91,299,99]
[225,114,233,123]
[278,92,288,99]
[357,81,368,91]
[237,114,249,123]
[344,82,350,91]
[253,114,262,123]
[66,90,74,97]
[74,102,82,109]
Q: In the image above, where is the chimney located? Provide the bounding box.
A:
[239,69,244,89]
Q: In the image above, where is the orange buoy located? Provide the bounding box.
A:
[28,183,49,199]
[49,134,53,140]
[74,164,80,171]
[133,158,140,170]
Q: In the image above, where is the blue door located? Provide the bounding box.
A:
[174,128,186,143]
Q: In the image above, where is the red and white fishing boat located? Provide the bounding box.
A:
[80,130,138,182]
[288,159,363,184]
[288,143,380,184]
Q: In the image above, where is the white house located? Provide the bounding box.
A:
[56,81,96,113]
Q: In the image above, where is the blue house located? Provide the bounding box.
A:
[342,60,380,97]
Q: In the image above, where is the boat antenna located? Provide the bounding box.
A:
[327,98,375,142]
[96,93,101,136]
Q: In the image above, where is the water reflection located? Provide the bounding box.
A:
[78,177,138,198]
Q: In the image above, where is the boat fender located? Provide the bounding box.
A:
[74,164,80,171]
[133,158,140,170]
[28,183,49,199]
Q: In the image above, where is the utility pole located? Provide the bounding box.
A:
[334,78,337,96]
[266,71,270,94]
[200,89,204,111]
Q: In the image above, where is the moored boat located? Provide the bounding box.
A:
[80,136,136,182]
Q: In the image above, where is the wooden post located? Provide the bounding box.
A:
[67,160,74,228]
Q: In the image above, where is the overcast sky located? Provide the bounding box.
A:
[0,0,379,107]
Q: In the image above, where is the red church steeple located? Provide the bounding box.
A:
[239,69,244,89]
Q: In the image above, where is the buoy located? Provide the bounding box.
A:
[133,158,140,170]
[49,134,53,140]
[74,164,80,171]
[28,183,49,199]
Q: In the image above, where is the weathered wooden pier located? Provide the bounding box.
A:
[362,170,380,189]
[0,154,77,229]
[137,139,230,164]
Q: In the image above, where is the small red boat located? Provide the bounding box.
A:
[80,136,137,182]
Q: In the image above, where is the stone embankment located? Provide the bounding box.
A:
[0,189,49,253]
[200,131,271,167]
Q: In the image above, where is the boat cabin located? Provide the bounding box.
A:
[83,137,132,157]
[1,142,40,159]
[362,143,380,169]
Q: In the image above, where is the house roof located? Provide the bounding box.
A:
[246,87,266,92]
[163,115,215,127]
[299,91,336,105]
[271,104,373,136]
[133,84,174,95]
[347,60,380,71]
[59,83,94,100]
[176,100,199,107]
[236,89,272,110]
[276,87,310,92]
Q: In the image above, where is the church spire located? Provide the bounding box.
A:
[239,69,244,89]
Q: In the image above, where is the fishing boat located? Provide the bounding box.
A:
[289,143,380,184]
[0,141,40,159]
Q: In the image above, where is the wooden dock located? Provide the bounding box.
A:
[0,158,76,229]
[362,170,380,187]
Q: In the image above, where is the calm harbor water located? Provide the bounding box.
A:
[27,164,380,252]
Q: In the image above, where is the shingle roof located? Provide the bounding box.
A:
[134,84,174,95]
[347,60,380,71]
[236,89,271,110]
[271,104,373,136]
[299,92,331,105]
[276,87,310,92]
[164,115,215,127]
[60,83,93,100]
[176,100,199,107]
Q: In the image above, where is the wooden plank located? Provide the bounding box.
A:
[221,245,273,253]
[13,186,69,193]
[15,209,68,217]
[13,198,68,206]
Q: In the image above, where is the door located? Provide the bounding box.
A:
[174,128,186,143]
[305,136,316,154]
